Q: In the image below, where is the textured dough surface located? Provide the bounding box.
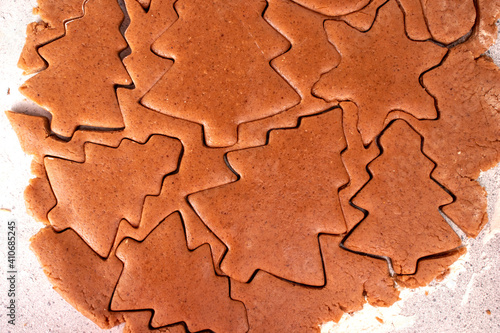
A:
[7,0,500,331]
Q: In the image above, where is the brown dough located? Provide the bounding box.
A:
[141,0,300,147]
[30,227,125,329]
[236,0,338,147]
[7,102,229,271]
[135,0,151,9]
[290,0,371,16]
[457,0,500,56]
[313,0,446,145]
[190,110,348,286]
[232,235,400,332]
[24,160,56,225]
[20,0,131,137]
[397,0,432,40]
[31,226,183,333]
[123,312,186,333]
[9,0,500,331]
[117,0,345,265]
[10,0,236,267]
[45,135,182,257]
[386,50,500,237]
[338,102,379,231]
[115,0,343,269]
[265,0,339,98]
[5,111,125,163]
[340,0,387,32]
[122,0,177,95]
[7,101,229,270]
[117,90,231,270]
[5,112,81,162]
[111,213,249,333]
[115,0,235,266]
[18,0,86,74]
[421,0,476,45]
[397,248,466,288]
[344,120,462,275]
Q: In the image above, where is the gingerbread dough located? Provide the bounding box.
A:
[386,50,500,237]
[313,0,446,145]
[122,312,186,333]
[7,0,500,331]
[6,111,125,163]
[20,0,131,137]
[340,0,387,32]
[135,0,151,10]
[121,0,177,95]
[111,213,248,333]
[190,110,348,286]
[235,0,338,147]
[30,227,125,329]
[24,160,56,225]
[344,120,462,275]
[232,235,400,332]
[290,0,371,16]
[398,0,476,44]
[458,0,500,56]
[421,0,476,45]
[45,135,181,257]
[265,0,339,98]
[18,0,86,74]
[397,0,432,40]
[114,0,235,266]
[338,102,380,230]
[396,248,466,288]
[141,0,300,147]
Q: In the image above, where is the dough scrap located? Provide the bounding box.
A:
[421,0,476,45]
[338,102,380,230]
[236,0,338,147]
[18,0,87,74]
[290,0,371,16]
[397,0,431,40]
[340,0,387,32]
[30,227,125,329]
[231,235,400,332]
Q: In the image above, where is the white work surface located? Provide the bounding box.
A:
[0,1,499,332]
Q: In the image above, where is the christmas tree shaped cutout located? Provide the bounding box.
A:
[190,110,349,286]
[111,213,248,333]
[141,0,300,147]
[344,120,462,275]
[20,0,131,137]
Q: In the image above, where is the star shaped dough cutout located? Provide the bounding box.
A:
[313,0,447,145]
